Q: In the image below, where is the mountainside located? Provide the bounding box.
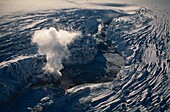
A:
[0,3,170,112]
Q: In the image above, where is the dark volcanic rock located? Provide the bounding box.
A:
[60,44,125,89]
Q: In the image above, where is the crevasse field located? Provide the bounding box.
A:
[0,0,170,112]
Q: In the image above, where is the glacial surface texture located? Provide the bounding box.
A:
[0,5,170,112]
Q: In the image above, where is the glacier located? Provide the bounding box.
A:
[0,1,170,112]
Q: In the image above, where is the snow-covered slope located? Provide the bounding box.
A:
[0,1,170,112]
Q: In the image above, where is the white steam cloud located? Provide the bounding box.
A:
[32,27,81,76]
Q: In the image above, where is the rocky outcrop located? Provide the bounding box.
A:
[0,55,45,105]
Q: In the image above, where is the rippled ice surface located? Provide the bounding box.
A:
[0,4,170,112]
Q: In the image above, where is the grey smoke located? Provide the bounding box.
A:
[32,27,81,76]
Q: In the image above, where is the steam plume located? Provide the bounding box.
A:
[32,27,81,76]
